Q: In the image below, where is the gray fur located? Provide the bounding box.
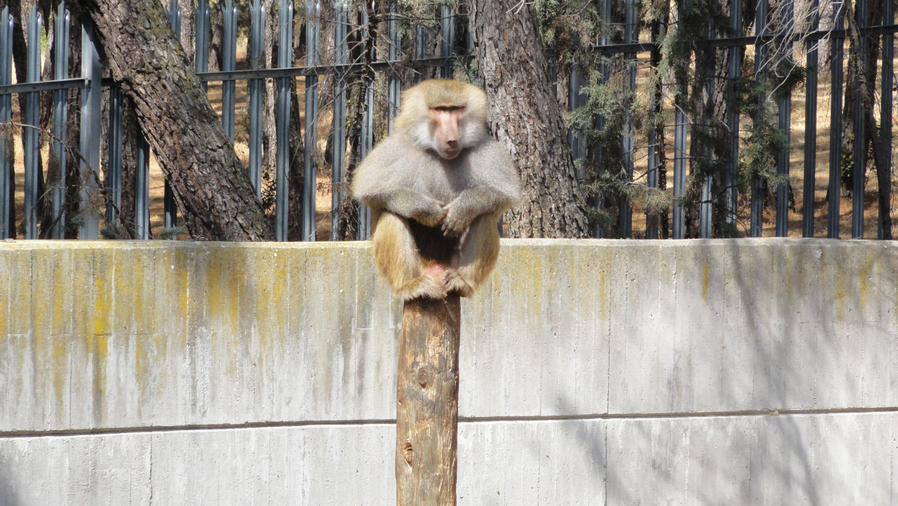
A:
[352,131,521,230]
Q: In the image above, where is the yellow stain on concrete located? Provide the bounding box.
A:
[702,264,710,301]
[92,333,109,401]
[858,255,872,313]
[51,261,67,336]
[93,274,110,338]
[835,269,846,318]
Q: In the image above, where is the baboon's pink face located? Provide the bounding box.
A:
[428,106,465,160]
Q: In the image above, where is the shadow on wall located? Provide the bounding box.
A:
[0,467,21,506]
[525,239,896,504]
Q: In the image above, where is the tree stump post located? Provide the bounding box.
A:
[395,294,461,506]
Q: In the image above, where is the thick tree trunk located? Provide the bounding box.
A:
[467,0,589,238]
[395,296,460,506]
[77,0,273,240]
[77,0,272,240]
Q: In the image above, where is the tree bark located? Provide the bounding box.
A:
[77,0,272,240]
[467,0,589,238]
[395,295,460,506]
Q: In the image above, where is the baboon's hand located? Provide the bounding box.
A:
[414,198,448,227]
[441,199,474,237]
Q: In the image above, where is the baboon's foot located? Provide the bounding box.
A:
[400,274,448,301]
[442,269,475,297]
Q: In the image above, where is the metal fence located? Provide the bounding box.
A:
[0,0,895,240]
[0,0,459,241]
[576,0,896,239]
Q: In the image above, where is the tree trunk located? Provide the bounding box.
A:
[395,295,460,506]
[467,0,589,238]
[77,0,272,240]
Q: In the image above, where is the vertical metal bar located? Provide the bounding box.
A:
[827,1,844,237]
[23,7,42,239]
[699,19,714,239]
[196,0,210,92]
[222,0,237,141]
[802,0,819,237]
[248,0,265,197]
[51,4,70,239]
[135,132,150,239]
[567,65,586,167]
[620,0,636,238]
[387,3,400,133]
[414,23,427,82]
[725,0,742,228]
[879,0,893,238]
[79,19,102,239]
[851,0,867,238]
[167,0,182,38]
[331,0,347,240]
[357,2,374,240]
[775,0,793,237]
[439,5,454,78]
[750,0,768,237]
[106,88,123,231]
[645,118,658,239]
[275,0,293,242]
[0,9,11,239]
[593,0,611,238]
[699,175,712,238]
[302,0,320,241]
[673,108,687,239]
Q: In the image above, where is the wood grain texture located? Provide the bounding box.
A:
[396,295,461,506]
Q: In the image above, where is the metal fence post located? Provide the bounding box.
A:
[51,3,71,239]
[851,0,868,238]
[620,0,637,238]
[23,7,41,239]
[725,0,742,230]
[79,18,102,239]
[248,0,265,197]
[135,132,150,239]
[222,0,237,142]
[330,0,347,240]
[106,87,123,233]
[879,0,893,238]
[0,8,11,239]
[357,2,374,240]
[302,0,320,241]
[439,5,454,78]
[827,1,844,238]
[274,0,293,242]
[387,3,400,133]
[750,0,769,237]
[196,0,210,92]
[801,0,819,237]
[774,0,793,237]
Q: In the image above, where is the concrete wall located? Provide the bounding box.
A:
[0,239,896,505]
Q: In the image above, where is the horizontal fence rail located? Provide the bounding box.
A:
[0,0,894,240]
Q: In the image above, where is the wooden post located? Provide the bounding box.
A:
[395,294,461,506]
